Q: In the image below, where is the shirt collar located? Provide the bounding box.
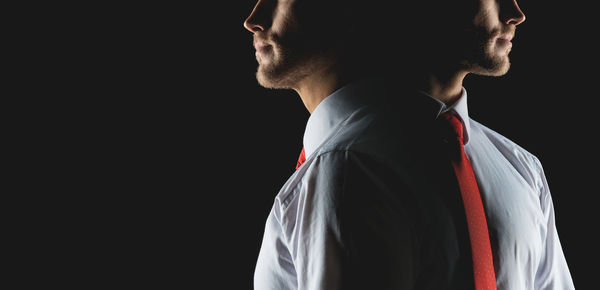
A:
[423,88,471,145]
[303,81,472,158]
[303,78,388,159]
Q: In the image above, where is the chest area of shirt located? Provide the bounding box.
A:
[465,134,546,265]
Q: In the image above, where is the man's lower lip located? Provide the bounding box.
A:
[255,44,272,51]
[255,50,267,57]
[255,45,272,57]
[497,38,512,47]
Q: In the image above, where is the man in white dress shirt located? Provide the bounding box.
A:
[244,0,574,289]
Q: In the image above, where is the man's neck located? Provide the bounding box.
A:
[294,62,352,114]
[417,69,468,106]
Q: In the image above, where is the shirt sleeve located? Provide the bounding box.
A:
[533,158,575,290]
[262,150,417,290]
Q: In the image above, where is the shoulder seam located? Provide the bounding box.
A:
[278,149,353,212]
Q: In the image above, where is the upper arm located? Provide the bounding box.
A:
[532,158,575,290]
[280,150,417,289]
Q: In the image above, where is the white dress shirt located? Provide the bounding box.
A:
[254,79,574,289]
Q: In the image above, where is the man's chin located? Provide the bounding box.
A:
[254,52,315,89]
[256,73,278,89]
[471,55,511,76]
[256,67,288,89]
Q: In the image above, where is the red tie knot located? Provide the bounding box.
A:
[442,111,464,142]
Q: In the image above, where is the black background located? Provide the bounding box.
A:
[18,1,596,288]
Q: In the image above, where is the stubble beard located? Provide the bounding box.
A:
[255,42,316,90]
[464,26,512,77]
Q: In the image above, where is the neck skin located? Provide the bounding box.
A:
[416,65,468,106]
[292,57,468,112]
[293,60,353,114]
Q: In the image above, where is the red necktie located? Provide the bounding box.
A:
[442,112,497,290]
[296,147,306,170]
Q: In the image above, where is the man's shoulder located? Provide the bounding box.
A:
[274,104,393,214]
[318,104,414,161]
[276,141,407,213]
[274,149,351,209]
[469,118,545,186]
[470,118,539,161]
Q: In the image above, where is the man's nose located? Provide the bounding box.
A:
[244,0,272,33]
[502,0,526,26]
